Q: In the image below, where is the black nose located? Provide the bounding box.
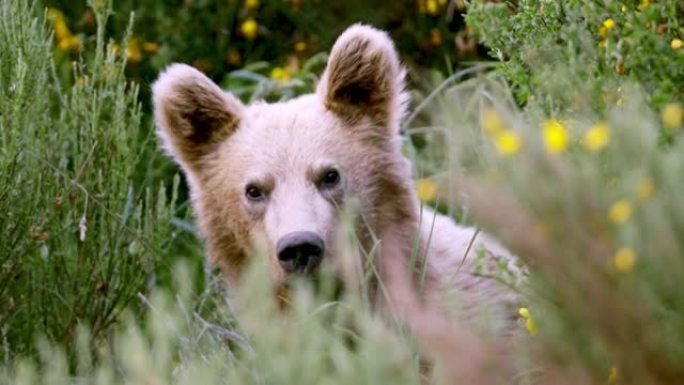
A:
[276,231,325,274]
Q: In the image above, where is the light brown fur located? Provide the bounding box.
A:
[153,24,519,332]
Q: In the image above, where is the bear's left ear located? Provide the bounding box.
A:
[317,24,408,129]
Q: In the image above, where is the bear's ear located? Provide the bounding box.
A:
[317,24,408,128]
[153,64,244,172]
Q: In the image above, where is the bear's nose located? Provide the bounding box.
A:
[276,231,325,274]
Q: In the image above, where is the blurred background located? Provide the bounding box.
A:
[45,0,483,103]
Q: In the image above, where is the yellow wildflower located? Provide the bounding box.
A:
[620,4,628,12]
[46,8,64,21]
[426,0,439,15]
[244,0,259,10]
[142,42,159,53]
[518,307,538,336]
[638,0,651,11]
[58,35,80,52]
[542,119,569,154]
[494,131,522,156]
[603,18,615,30]
[609,199,632,224]
[599,19,615,38]
[481,107,506,136]
[614,247,636,272]
[661,103,683,129]
[636,178,654,201]
[240,18,258,41]
[582,121,611,151]
[53,18,72,42]
[294,41,307,53]
[672,39,683,50]
[270,67,291,83]
[126,39,142,63]
[416,178,438,202]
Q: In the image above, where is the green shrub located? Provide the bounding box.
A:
[0,0,177,360]
[467,0,684,110]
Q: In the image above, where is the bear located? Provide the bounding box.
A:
[152,24,520,333]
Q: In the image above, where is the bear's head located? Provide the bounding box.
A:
[153,25,419,287]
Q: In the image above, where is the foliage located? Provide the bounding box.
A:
[467,0,684,111]
[412,39,684,385]
[0,0,177,361]
[44,0,479,100]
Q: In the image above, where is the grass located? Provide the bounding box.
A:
[2,0,684,384]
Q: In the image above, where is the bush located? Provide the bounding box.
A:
[467,0,684,110]
[0,0,177,360]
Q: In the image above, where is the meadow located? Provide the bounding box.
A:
[1,0,684,384]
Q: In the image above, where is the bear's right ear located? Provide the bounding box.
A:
[153,64,244,172]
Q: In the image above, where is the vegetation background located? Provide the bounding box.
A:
[1,0,684,384]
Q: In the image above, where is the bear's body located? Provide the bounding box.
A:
[153,25,519,333]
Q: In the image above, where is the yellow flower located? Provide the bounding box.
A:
[46,7,64,21]
[53,18,72,41]
[638,0,651,10]
[294,41,307,53]
[661,103,683,129]
[603,18,615,30]
[542,119,569,154]
[518,307,538,336]
[672,39,683,50]
[481,107,506,136]
[142,42,159,53]
[636,178,654,201]
[614,247,636,273]
[126,39,142,63]
[609,199,632,225]
[240,18,258,40]
[270,67,292,83]
[494,131,522,156]
[582,121,611,151]
[244,0,259,10]
[58,35,80,52]
[426,0,439,15]
[620,4,628,12]
[416,178,438,202]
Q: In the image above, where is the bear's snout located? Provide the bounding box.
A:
[276,231,325,274]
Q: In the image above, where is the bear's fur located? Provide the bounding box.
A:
[153,25,519,332]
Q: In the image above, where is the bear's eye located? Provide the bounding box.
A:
[320,169,341,189]
[245,184,265,201]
